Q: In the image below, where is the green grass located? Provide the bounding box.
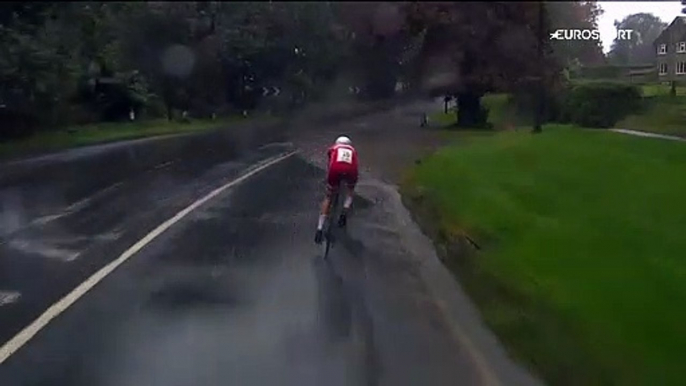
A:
[576,82,686,136]
[484,94,530,129]
[429,94,526,130]
[616,95,686,137]
[0,116,270,160]
[429,109,458,127]
[403,125,686,385]
[570,81,686,97]
[640,83,686,97]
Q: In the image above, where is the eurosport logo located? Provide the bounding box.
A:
[550,29,634,41]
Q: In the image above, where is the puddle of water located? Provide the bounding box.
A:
[147,271,241,311]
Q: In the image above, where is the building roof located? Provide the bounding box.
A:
[654,16,686,46]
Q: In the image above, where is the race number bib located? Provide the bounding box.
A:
[336,148,353,164]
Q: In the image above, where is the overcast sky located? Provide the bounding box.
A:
[597,1,682,52]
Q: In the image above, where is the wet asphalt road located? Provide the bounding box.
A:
[0,105,541,386]
[1,152,379,386]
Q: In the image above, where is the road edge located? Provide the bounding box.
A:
[391,180,545,386]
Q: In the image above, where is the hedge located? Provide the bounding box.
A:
[560,82,642,128]
[571,65,623,80]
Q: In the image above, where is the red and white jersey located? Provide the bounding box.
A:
[327,143,358,171]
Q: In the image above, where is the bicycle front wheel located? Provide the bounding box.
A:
[323,189,341,258]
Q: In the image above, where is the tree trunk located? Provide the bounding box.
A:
[671,81,677,97]
[165,101,173,121]
[163,77,174,121]
[532,1,545,134]
[456,91,487,129]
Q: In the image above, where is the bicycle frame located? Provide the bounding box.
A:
[323,180,346,258]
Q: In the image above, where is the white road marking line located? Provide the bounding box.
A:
[154,161,174,170]
[32,214,65,226]
[0,150,297,364]
[0,292,21,307]
[257,141,293,151]
[8,240,81,262]
[6,181,126,234]
[5,234,122,262]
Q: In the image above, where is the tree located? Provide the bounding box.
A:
[332,2,409,100]
[266,2,346,105]
[0,1,396,140]
[608,13,666,66]
[547,1,605,67]
[0,3,83,136]
[405,2,560,129]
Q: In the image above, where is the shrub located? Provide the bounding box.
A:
[509,80,569,124]
[0,108,38,141]
[561,82,642,128]
[574,65,623,80]
[143,96,167,119]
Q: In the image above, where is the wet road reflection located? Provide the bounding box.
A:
[314,255,353,342]
[0,156,378,386]
[313,251,382,386]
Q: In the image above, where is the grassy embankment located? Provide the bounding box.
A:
[403,93,686,385]
[617,83,686,137]
[0,116,276,160]
[430,94,530,131]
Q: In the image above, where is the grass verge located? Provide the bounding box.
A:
[640,83,686,97]
[616,95,686,137]
[0,116,274,161]
[429,109,458,127]
[401,125,686,385]
[429,94,527,131]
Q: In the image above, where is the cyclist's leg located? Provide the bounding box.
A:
[318,188,332,225]
[343,169,358,211]
[316,168,339,243]
[338,170,357,227]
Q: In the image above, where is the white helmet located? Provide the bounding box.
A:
[335,135,352,145]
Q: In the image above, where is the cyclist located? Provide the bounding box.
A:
[315,135,359,244]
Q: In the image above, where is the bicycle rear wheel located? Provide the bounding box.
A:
[323,187,341,258]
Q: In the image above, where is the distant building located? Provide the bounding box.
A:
[654,16,686,82]
[626,64,657,83]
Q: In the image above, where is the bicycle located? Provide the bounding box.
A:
[323,176,350,259]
